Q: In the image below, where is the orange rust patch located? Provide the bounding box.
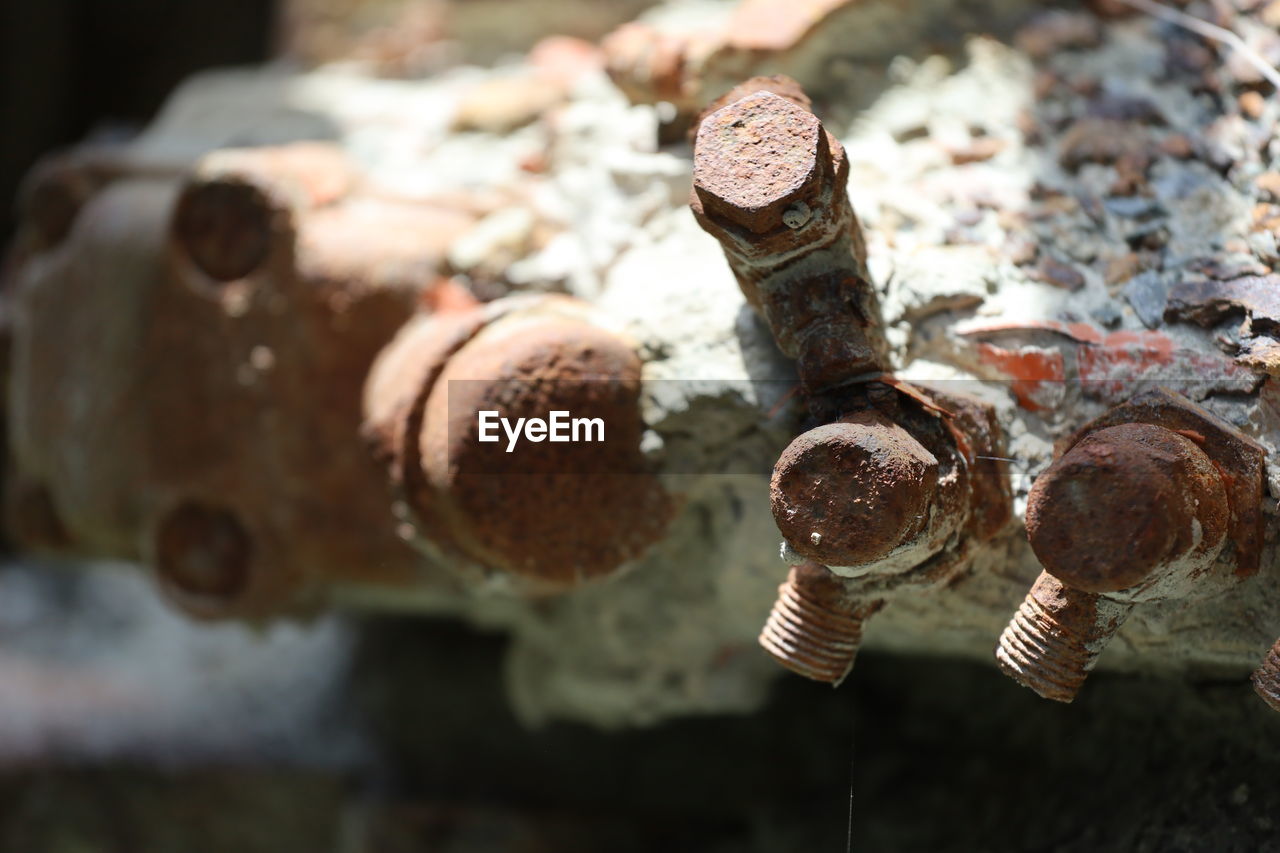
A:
[1173,428,1207,444]
[975,342,1066,412]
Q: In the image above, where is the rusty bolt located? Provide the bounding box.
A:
[690,81,887,394]
[1251,639,1280,713]
[364,296,676,592]
[771,410,940,568]
[171,143,353,282]
[758,562,883,684]
[1027,423,1228,592]
[153,501,253,615]
[172,176,277,282]
[761,394,1006,684]
[997,421,1231,702]
[694,80,1011,685]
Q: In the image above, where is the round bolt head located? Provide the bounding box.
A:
[771,411,939,567]
[172,175,275,281]
[420,315,674,588]
[155,502,252,604]
[692,91,830,235]
[1025,422,1228,594]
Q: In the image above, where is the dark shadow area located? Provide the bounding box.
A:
[354,617,1280,853]
[1,0,274,240]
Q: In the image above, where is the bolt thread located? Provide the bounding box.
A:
[758,569,876,686]
[995,581,1131,703]
[1251,641,1280,713]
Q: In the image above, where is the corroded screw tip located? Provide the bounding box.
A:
[770,411,938,567]
[1251,641,1280,713]
[995,573,1133,702]
[1026,422,1228,595]
[155,502,252,605]
[172,175,276,281]
[692,91,832,235]
[758,563,880,685]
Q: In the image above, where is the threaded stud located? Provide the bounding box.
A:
[994,572,1132,703]
[1252,641,1280,713]
[758,563,881,685]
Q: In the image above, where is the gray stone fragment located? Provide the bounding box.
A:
[1123,271,1170,328]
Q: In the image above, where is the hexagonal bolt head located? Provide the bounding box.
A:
[998,422,1230,702]
[758,562,883,685]
[692,90,839,239]
[690,74,814,141]
[770,410,939,568]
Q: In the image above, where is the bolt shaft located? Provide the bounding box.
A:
[758,562,882,685]
[691,84,889,392]
[995,572,1133,702]
[1252,639,1280,713]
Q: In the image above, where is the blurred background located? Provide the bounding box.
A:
[3,1,1280,851]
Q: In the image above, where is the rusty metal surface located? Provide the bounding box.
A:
[1165,276,1280,331]
[172,177,277,282]
[154,501,255,614]
[1064,388,1267,578]
[5,0,1280,727]
[690,74,812,139]
[5,143,466,619]
[995,572,1134,703]
[363,295,676,592]
[771,412,938,568]
[420,311,676,589]
[997,388,1267,703]
[1026,423,1229,595]
[912,383,1014,544]
[691,85,886,392]
[693,80,1013,685]
[757,562,883,684]
[1165,277,1280,377]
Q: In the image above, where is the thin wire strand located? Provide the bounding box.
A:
[1114,0,1280,90]
[845,707,856,853]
